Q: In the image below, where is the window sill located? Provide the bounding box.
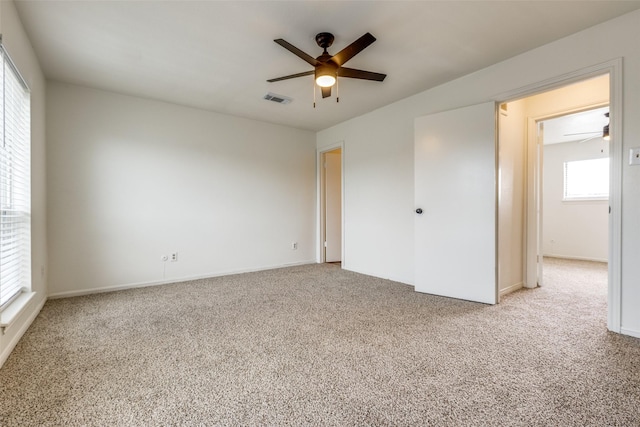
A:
[562,198,608,203]
[0,292,36,334]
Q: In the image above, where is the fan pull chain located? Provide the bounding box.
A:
[313,81,316,108]
[336,78,339,103]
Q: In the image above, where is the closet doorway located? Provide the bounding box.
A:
[319,147,342,264]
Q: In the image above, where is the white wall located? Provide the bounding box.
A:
[316,107,415,284]
[543,139,609,261]
[317,10,640,336]
[498,100,526,294]
[0,0,48,366]
[47,82,316,296]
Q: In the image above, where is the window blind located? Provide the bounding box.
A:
[0,44,31,311]
[563,158,609,200]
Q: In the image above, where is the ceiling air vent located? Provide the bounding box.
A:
[264,92,292,104]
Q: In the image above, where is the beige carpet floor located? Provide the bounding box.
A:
[1,258,639,426]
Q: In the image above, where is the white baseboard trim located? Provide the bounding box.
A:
[620,327,640,339]
[543,254,608,263]
[499,282,524,297]
[0,295,46,369]
[48,260,316,299]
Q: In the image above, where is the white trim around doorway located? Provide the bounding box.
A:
[495,58,622,333]
[316,141,345,265]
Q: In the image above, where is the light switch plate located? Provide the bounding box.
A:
[630,147,640,165]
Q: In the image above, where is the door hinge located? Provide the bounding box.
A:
[324,241,327,247]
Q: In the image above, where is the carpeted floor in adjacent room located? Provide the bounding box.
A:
[1,258,639,426]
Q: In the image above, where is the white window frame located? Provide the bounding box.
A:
[0,42,31,317]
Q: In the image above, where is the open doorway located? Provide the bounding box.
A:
[539,105,610,301]
[540,106,610,264]
[319,147,342,265]
[498,74,612,311]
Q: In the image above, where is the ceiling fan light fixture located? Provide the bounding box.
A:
[315,64,337,87]
[316,75,336,88]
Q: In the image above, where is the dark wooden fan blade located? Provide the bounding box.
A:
[267,70,314,83]
[338,67,386,81]
[331,33,376,67]
[274,39,319,67]
[321,86,332,98]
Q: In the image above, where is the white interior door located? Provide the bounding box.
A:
[414,102,497,304]
[324,151,342,262]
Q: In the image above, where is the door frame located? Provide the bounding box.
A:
[496,58,622,333]
[317,142,345,264]
[526,102,610,288]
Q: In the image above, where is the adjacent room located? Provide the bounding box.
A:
[1,1,640,425]
[497,76,610,299]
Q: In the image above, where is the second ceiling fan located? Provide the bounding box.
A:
[267,32,386,100]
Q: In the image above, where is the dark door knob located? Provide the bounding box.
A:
[416,208,423,214]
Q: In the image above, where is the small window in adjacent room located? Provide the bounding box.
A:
[563,158,609,201]
[0,44,31,313]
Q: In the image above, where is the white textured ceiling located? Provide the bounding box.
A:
[13,1,640,131]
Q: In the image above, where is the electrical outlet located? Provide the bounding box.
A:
[171,252,178,262]
[292,242,298,250]
[161,255,168,261]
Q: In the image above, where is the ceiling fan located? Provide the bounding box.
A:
[267,32,386,101]
[563,112,610,143]
[564,131,603,143]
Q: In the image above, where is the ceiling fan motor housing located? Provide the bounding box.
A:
[315,32,335,51]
